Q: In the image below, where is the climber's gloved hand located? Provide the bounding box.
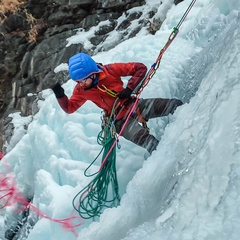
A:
[118,87,132,99]
[51,83,65,98]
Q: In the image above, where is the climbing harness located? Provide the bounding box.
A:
[72,0,197,220]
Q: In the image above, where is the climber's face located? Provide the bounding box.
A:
[77,74,95,89]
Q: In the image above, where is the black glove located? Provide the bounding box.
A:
[51,83,65,98]
[118,87,132,99]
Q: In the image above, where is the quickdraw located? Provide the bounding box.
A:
[134,0,197,95]
[99,113,117,144]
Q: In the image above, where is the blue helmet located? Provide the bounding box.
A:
[68,52,102,81]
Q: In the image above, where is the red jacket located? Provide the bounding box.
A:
[57,62,147,119]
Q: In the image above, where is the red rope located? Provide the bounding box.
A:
[99,35,176,170]
[99,27,180,169]
[0,155,83,237]
[99,0,198,168]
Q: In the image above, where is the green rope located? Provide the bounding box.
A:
[72,100,120,219]
[72,130,120,219]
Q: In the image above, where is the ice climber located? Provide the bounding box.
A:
[52,52,183,155]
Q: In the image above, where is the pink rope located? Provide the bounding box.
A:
[0,155,83,237]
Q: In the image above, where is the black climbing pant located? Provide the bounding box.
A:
[115,98,183,154]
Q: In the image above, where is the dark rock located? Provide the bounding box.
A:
[0,0,167,155]
[2,13,29,33]
[174,0,184,4]
[95,20,117,35]
[80,12,121,30]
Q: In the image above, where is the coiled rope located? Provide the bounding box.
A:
[72,100,121,219]
[72,0,197,220]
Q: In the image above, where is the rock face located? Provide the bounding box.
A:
[0,0,182,152]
